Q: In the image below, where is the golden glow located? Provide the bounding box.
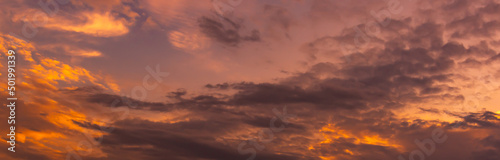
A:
[27,57,119,92]
[319,124,352,144]
[0,34,120,159]
[47,109,87,132]
[39,44,103,58]
[28,57,111,91]
[308,145,315,150]
[344,149,354,155]
[77,50,102,57]
[320,156,337,160]
[25,131,66,141]
[45,12,129,37]
[362,135,400,147]
[495,111,500,119]
[0,35,35,62]
[318,124,401,148]
[311,123,403,159]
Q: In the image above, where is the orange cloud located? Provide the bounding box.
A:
[308,123,403,159]
[0,34,120,159]
[44,12,129,37]
[40,44,103,58]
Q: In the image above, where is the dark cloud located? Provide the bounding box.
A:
[92,119,304,160]
[198,16,260,46]
[419,107,441,114]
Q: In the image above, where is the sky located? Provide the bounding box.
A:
[0,0,499,159]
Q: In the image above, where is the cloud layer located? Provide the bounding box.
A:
[0,0,500,160]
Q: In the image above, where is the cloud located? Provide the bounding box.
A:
[168,30,209,51]
[0,34,120,159]
[1,0,500,160]
[198,16,260,46]
[43,12,130,37]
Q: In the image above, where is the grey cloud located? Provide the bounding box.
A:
[198,16,260,46]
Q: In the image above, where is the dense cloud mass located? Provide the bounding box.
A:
[0,0,500,160]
